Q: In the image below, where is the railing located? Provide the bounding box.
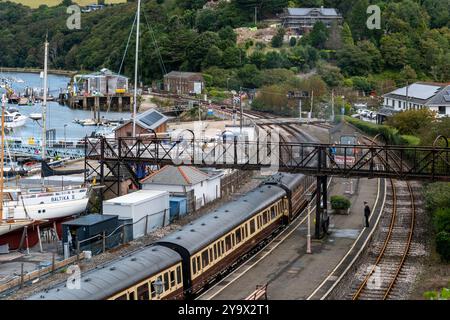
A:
[245,284,268,300]
[85,137,450,181]
[4,138,85,159]
[74,210,168,258]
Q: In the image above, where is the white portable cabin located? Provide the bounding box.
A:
[102,190,170,239]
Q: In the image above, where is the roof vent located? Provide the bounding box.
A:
[225,210,229,212]
[151,248,157,252]
[176,236,181,240]
[190,229,195,232]
[260,190,264,193]
[131,257,137,261]
[243,199,248,202]
[214,216,218,219]
[201,223,206,226]
[110,267,116,271]
[84,278,91,282]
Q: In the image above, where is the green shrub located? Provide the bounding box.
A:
[424,287,450,300]
[433,208,450,233]
[436,231,450,262]
[423,183,450,213]
[331,195,351,210]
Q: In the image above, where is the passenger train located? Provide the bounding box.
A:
[28,173,319,300]
[29,129,326,300]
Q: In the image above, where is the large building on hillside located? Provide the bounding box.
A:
[281,7,343,34]
[377,82,450,123]
[163,71,204,95]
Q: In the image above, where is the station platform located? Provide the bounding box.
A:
[198,175,386,300]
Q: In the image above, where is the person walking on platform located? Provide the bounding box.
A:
[364,201,371,228]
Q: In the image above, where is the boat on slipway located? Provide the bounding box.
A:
[0,39,90,251]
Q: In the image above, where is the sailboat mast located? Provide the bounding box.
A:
[42,39,49,169]
[0,94,6,221]
[132,0,141,138]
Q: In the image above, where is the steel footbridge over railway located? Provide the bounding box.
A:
[84,135,450,190]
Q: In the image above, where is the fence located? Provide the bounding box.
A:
[74,211,167,257]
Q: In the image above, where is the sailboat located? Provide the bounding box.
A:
[0,39,91,251]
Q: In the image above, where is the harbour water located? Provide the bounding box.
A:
[1,72,130,140]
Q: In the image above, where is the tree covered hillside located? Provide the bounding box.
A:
[0,0,449,87]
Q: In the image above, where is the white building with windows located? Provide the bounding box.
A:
[381,83,450,120]
[141,165,223,212]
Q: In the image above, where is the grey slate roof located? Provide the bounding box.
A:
[164,71,204,80]
[141,165,212,186]
[378,107,400,117]
[383,83,443,102]
[27,245,181,300]
[287,7,340,16]
[426,85,450,106]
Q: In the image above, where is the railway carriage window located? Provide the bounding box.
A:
[235,229,241,244]
[164,273,169,291]
[129,291,136,300]
[137,283,150,300]
[115,294,127,300]
[231,233,235,247]
[151,281,156,298]
[170,270,176,287]
[192,259,197,275]
[214,244,217,260]
[221,241,225,254]
[197,257,201,270]
[263,211,268,224]
[271,207,276,219]
[225,235,232,251]
[250,220,256,234]
[202,250,209,267]
[209,248,213,261]
[176,266,182,284]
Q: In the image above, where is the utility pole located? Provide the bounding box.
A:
[239,87,243,133]
[0,94,6,221]
[298,98,302,121]
[405,81,409,110]
[331,89,335,122]
[307,197,312,254]
[41,37,48,187]
[132,0,141,138]
[308,90,314,124]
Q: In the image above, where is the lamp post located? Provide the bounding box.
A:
[154,278,164,300]
[63,124,67,148]
[306,192,312,254]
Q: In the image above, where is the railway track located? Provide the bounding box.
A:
[350,179,416,300]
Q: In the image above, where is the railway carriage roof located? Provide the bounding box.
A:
[156,184,287,255]
[27,245,181,300]
[264,173,306,191]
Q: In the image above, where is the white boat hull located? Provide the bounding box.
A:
[4,116,27,128]
[3,188,90,221]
